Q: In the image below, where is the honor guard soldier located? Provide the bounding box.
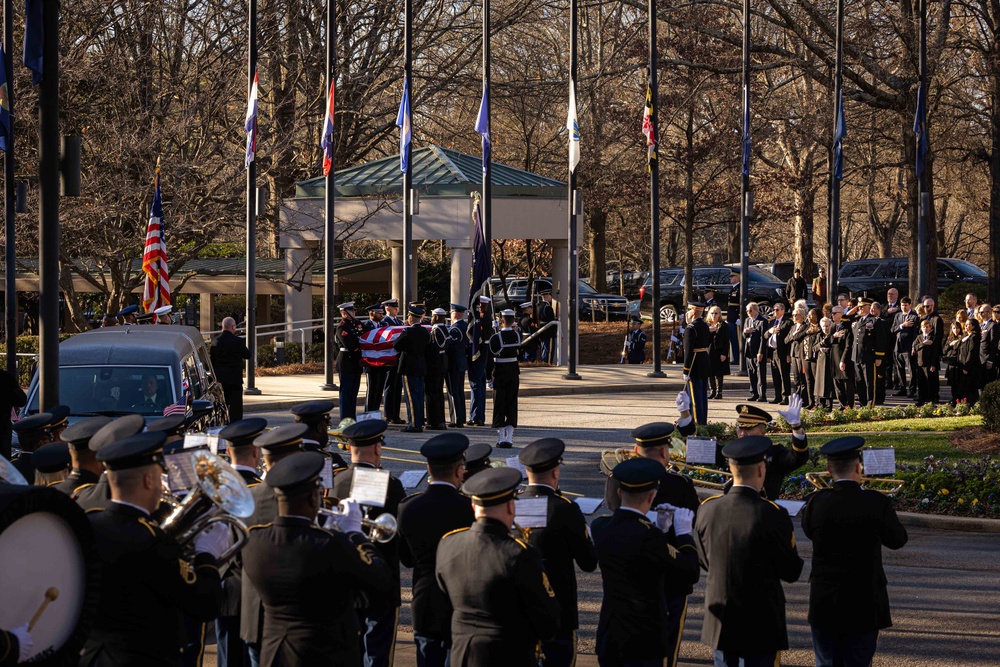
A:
[803,437,908,667]
[694,436,804,667]
[365,303,386,331]
[682,301,712,425]
[335,302,364,420]
[538,289,557,364]
[81,432,229,667]
[51,416,112,496]
[624,317,647,364]
[73,415,146,510]
[154,304,174,324]
[241,423,313,663]
[397,433,476,667]
[333,419,407,667]
[427,308,450,430]
[32,441,71,485]
[11,405,69,482]
[242,452,393,667]
[435,467,561,666]
[517,438,597,667]
[394,305,431,432]
[851,298,887,408]
[381,299,406,423]
[446,304,470,427]
[488,309,521,447]
[519,302,539,361]
[118,303,139,325]
[363,305,389,412]
[732,398,809,500]
[593,457,699,667]
[463,443,492,481]
[467,296,494,425]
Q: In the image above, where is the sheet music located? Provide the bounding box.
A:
[319,463,333,489]
[350,467,391,508]
[573,497,604,515]
[685,437,718,465]
[863,448,896,476]
[399,469,427,489]
[505,457,527,477]
[514,497,548,528]
[165,452,198,493]
[183,433,220,455]
[775,499,806,516]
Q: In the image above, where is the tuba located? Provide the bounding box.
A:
[0,453,28,485]
[159,449,254,563]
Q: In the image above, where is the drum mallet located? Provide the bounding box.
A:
[28,587,59,631]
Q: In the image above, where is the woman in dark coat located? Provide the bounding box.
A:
[942,321,964,406]
[785,306,810,400]
[802,308,822,409]
[958,319,982,404]
[707,306,730,399]
[814,317,835,409]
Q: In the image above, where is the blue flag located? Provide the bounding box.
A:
[23,0,43,85]
[741,83,751,177]
[0,43,10,152]
[396,77,411,173]
[469,195,489,309]
[475,85,490,174]
[833,88,846,181]
[913,83,928,180]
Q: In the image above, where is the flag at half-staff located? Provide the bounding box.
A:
[142,166,171,313]
[642,83,655,171]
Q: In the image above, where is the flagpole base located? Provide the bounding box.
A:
[243,388,262,396]
[562,372,582,380]
[320,384,338,391]
[647,371,666,378]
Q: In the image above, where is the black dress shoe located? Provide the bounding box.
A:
[893,390,908,397]
[426,424,447,431]
[474,421,485,426]
[769,399,782,404]
[388,419,407,425]
[466,420,477,426]
[496,441,513,449]
[402,426,423,433]
[746,395,759,401]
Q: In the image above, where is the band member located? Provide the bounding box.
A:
[426,308,450,430]
[593,457,699,667]
[446,304,470,427]
[463,443,492,481]
[335,302,364,420]
[11,406,69,482]
[290,401,347,472]
[0,626,31,666]
[333,419,407,667]
[435,467,561,665]
[518,438,597,667]
[242,452,392,666]
[731,399,809,500]
[488,309,521,447]
[467,296,494,425]
[396,433,476,667]
[73,415,147,510]
[381,299,406,424]
[695,436,804,667]
[394,305,431,433]
[682,301,712,425]
[81,432,228,667]
[32,441,71,485]
[803,437,908,667]
[49,416,111,495]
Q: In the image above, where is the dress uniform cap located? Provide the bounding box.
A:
[382,298,399,307]
[501,309,515,317]
[98,432,168,470]
[341,418,388,447]
[611,457,666,493]
[820,435,865,461]
[420,432,470,463]
[464,443,492,474]
[33,441,71,473]
[366,304,385,313]
[857,297,873,306]
[686,300,706,309]
[518,437,565,472]
[154,305,173,316]
[118,304,138,316]
[47,405,70,428]
[61,416,113,449]
[519,302,533,309]
[460,466,522,506]
[254,423,309,452]
[630,316,643,323]
[432,307,448,316]
[538,289,552,296]
[89,414,146,452]
[450,303,468,312]
[146,414,187,437]
[13,412,55,434]
[408,305,425,317]
[264,451,326,496]
[135,312,154,323]
[219,418,268,446]
[290,400,335,423]
[721,435,773,464]
[735,403,773,427]
[338,301,356,311]
[630,422,676,449]
[479,296,492,304]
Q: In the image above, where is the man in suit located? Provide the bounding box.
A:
[852,299,887,407]
[332,419,407,667]
[802,437,908,667]
[682,301,713,425]
[446,304,470,426]
[394,305,430,433]
[467,296,494,425]
[593,457,699,667]
[881,289,901,390]
[891,297,919,397]
[210,316,251,421]
[913,318,941,406]
[397,433,475,667]
[869,302,891,404]
[694,436,804,667]
[965,292,979,319]
[242,452,392,667]
[921,297,946,403]
[743,302,767,401]
[765,302,793,405]
[785,268,807,303]
[381,299,406,424]
[983,305,1000,386]
[830,305,856,409]
[518,438,598,667]
[435,467,561,666]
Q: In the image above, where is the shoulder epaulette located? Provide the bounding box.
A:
[309,524,336,537]
[247,522,273,532]
[701,493,724,505]
[441,526,470,540]
[72,482,96,497]
[513,537,529,549]
[85,507,104,514]
[46,480,62,487]
[247,481,261,488]
[557,494,573,504]
[137,517,158,536]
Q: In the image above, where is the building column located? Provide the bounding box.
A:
[199,293,214,332]
[550,240,571,367]
[284,245,313,331]
[389,241,418,303]
[447,239,472,307]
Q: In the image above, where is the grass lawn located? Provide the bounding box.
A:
[800,432,957,470]
[807,415,981,433]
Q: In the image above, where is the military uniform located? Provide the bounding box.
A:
[426,317,450,429]
[363,305,389,413]
[50,416,111,496]
[488,315,521,446]
[519,303,539,361]
[11,407,69,483]
[335,303,364,420]
[445,306,470,426]
[381,300,406,422]
[467,298,494,425]
[682,305,712,425]
[537,293,556,364]
[830,318,856,408]
[394,307,430,431]
[72,415,147,510]
[625,323,647,364]
[852,304,888,407]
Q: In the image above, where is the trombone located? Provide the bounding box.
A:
[318,505,398,543]
[805,472,905,495]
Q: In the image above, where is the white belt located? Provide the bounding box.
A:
[495,358,518,363]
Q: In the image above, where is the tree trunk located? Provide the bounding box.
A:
[683,106,695,303]
[794,186,815,280]
[589,206,608,291]
[990,46,1000,304]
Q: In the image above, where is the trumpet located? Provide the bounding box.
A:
[805,472,905,495]
[318,506,398,543]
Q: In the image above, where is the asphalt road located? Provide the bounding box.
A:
[245,389,1000,666]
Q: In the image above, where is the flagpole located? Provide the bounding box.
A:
[3,0,15,388]
[828,0,843,302]
[244,0,260,396]
[647,0,664,379]
[38,0,59,410]
[482,0,491,270]
[916,0,928,298]
[321,0,337,391]
[564,0,581,380]
[738,0,751,374]
[401,0,413,307]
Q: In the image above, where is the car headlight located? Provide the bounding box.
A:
[775,287,783,297]
[582,298,596,305]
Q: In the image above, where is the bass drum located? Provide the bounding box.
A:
[0,484,99,665]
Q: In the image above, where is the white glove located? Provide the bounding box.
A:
[672,507,695,536]
[10,624,32,662]
[778,393,803,427]
[682,374,690,383]
[487,380,494,390]
[193,522,231,560]
[675,391,691,414]
[653,504,674,532]
[337,498,364,534]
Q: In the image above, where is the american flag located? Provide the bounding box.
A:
[321,77,335,176]
[142,166,170,313]
[163,401,187,417]
[359,324,432,367]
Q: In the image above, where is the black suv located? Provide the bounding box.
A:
[639,265,787,322]
[836,257,987,302]
[487,277,630,320]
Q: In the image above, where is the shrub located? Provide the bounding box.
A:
[980,380,1000,433]
[895,455,1000,517]
[938,282,987,317]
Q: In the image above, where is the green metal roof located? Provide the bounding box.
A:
[295,145,565,198]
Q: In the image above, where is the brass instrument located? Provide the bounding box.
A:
[599,447,732,491]
[805,472,905,495]
[318,505,398,543]
[328,423,426,466]
[0,453,28,485]
[160,449,254,563]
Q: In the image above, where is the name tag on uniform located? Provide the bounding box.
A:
[350,468,391,508]
[863,448,896,476]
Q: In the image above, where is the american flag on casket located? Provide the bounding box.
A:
[360,324,433,367]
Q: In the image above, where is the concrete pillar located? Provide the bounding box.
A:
[550,240,571,367]
[447,240,472,307]
[199,293,214,331]
[389,241,418,302]
[285,246,313,331]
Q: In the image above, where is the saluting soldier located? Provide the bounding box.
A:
[335,302,364,420]
[624,317,647,365]
[829,305,856,408]
[852,299,887,408]
[363,304,389,413]
[426,308,450,430]
[446,304,470,427]
[694,436,804,667]
[803,437,908,667]
[333,419,407,667]
[50,416,111,495]
[381,298,406,424]
[463,443,492,481]
[80,432,229,667]
[593,457,699,667]
[730,398,809,500]
[435,467,561,666]
[73,415,147,511]
[397,433,476,667]
[394,305,431,433]
[488,309,521,447]
[517,438,597,667]
[682,301,712,425]
[467,296,494,425]
[243,452,393,667]
[11,405,69,482]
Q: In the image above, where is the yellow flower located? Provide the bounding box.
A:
[973,499,979,505]
[921,484,926,491]
[957,498,965,505]
[940,489,950,496]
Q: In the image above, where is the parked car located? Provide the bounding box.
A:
[836,257,987,302]
[639,265,787,322]
[487,276,630,320]
[23,325,229,427]
[757,261,820,284]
